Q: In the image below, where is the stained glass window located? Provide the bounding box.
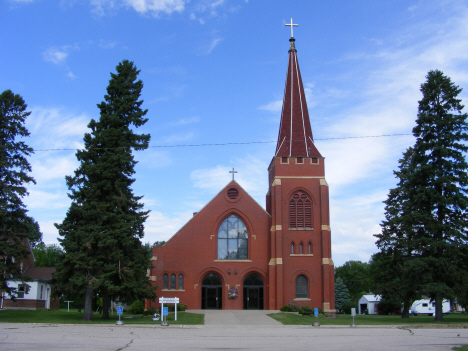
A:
[217,215,248,260]
[296,275,308,298]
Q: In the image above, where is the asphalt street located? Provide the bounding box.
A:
[1,311,467,351]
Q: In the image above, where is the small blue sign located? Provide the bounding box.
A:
[117,306,123,315]
[314,308,319,317]
[162,307,168,316]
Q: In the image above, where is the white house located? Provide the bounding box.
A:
[0,240,59,310]
[358,294,382,315]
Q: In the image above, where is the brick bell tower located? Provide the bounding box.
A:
[266,25,335,313]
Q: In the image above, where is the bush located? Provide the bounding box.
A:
[166,302,187,312]
[280,302,301,312]
[299,306,313,315]
[129,300,145,314]
[143,306,157,316]
[341,300,358,314]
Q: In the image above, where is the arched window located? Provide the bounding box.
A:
[170,274,176,289]
[291,242,295,254]
[296,275,308,298]
[299,243,303,254]
[178,274,184,290]
[163,274,168,290]
[308,242,312,254]
[289,191,312,228]
[217,215,248,260]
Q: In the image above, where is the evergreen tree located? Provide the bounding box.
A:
[375,70,468,322]
[374,148,423,318]
[410,70,468,322]
[54,60,156,321]
[0,89,35,297]
[334,277,350,312]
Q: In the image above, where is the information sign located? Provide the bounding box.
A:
[159,297,179,304]
[117,306,123,315]
[351,308,356,317]
[314,308,319,317]
[162,307,168,316]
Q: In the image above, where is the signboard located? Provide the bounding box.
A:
[162,307,168,316]
[117,306,123,315]
[159,297,179,304]
[351,308,356,317]
[314,308,319,317]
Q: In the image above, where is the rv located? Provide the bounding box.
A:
[411,299,450,316]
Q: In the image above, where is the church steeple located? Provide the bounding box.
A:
[275,30,321,158]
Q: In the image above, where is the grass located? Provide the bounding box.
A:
[268,312,468,326]
[0,309,204,325]
[453,346,468,351]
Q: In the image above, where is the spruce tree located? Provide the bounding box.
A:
[334,277,350,312]
[410,70,468,322]
[54,60,155,321]
[0,90,35,297]
[376,70,468,322]
[374,148,423,318]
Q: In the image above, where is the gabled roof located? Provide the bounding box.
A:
[275,37,322,158]
[164,180,270,244]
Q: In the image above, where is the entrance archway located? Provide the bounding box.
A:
[201,273,222,309]
[243,274,264,310]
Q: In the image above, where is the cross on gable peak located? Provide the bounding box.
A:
[229,168,238,180]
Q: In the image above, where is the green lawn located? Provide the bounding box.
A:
[0,309,204,325]
[268,312,468,326]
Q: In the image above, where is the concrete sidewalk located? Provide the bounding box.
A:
[188,309,282,325]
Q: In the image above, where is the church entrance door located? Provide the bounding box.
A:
[243,274,264,310]
[201,273,222,309]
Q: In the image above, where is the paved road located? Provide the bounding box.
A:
[1,311,467,351]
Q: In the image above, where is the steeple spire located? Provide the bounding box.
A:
[275,24,321,158]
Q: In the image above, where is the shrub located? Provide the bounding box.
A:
[299,306,313,315]
[341,300,358,314]
[167,302,187,312]
[143,306,157,316]
[280,302,301,312]
[129,300,145,314]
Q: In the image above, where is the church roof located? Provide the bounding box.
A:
[275,37,322,158]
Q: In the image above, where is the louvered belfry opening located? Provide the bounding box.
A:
[227,188,239,200]
[289,190,312,229]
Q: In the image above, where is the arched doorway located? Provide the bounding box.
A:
[201,273,222,309]
[243,274,264,310]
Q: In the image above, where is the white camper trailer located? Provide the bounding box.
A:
[411,299,450,316]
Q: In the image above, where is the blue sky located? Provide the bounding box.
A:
[2,0,468,267]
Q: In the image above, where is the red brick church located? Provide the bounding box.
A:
[146,31,335,313]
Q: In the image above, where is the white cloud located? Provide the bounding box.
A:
[205,37,222,54]
[190,154,268,201]
[42,48,69,65]
[143,210,193,243]
[160,131,194,143]
[124,0,185,15]
[259,99,282,113]
[91,0,185,16]
[169,116,200,126]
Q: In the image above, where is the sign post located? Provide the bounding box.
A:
[65,301,73,312]
[159,297,180,326]
[312,307,320,326]
[350,308,357,327]
[116,306,124,325]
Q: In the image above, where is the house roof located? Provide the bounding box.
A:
[275,37,322,158]
[26,267,55,281]
[360,294,382,302]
